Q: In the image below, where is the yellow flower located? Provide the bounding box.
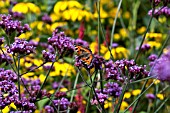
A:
[104,97,112,109]
[137,26,146,34]
[132,89,141,96]
[123,11,130,19]
[12,2,41,14]
[104,47,129,60]
[60,88,68,92]
[119,28,128,38]
[109,8,119,18]
[120,101,129,110]
[39,74,46,83]
[51,22,67,31]
[0,0,9,7]
[50,62,76,76]
[114,33,121,41]
[50,13,61,22]
[124,92,131,99]
[147,41,161,49]
[154,79,160,84]
[2,106,10,113]
[157,94,164,100]
[94,7,108,18]
[158,16,167,23]
[19,32,32,39]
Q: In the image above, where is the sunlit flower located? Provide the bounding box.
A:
[123,92,131,99]
[120,101,129,110]
[156,94,164,100]
[12,2,41,14]
[137,26,146,34]
[132,89,141,96]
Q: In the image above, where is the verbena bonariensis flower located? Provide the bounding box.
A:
[0,53,13,65]
[104,82,122,97]
[42,14,52,24]
[152,50,170,82]
[146,93,155,100]
[9,9,25,20]
[74,39,89,47]
[90,92,108,105]
[0,14,30,36]
[6,38,35,55]
[148,54,158,66]
[44,105,55,113]
[52,97,70,111]
[0,69,18,109]
[105,59,148,81]
[42,50,56,62]
[148,6,170,17]
[136,44,151,52]
[149,0,161,6]
[48,29,74,57]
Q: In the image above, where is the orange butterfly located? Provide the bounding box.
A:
[74,45,94,67]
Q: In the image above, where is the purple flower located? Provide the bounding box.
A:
[146,93,155,100]
[136,44,151,52]
[104,82,122,97]
[42,50,56,62]
[74,39,89,47]
[148,6,170,17]
[0,14,30,36]
[45,105,54,113]
[0,53,13,65]
[53,97,70,111]
[152,51,170,82]
[92,54,105,69]
[6,38,35,55]
[91,92,108,105]
[149,0,161,6]
[0,37,4,46]
[48,29,74,56]
[42,14,52,24]
[9,9,25,20]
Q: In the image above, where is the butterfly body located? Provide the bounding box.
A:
[74,45,93,67]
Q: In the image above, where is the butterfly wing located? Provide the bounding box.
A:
[74,45,93,67]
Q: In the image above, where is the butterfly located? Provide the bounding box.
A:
[74,45,94,67]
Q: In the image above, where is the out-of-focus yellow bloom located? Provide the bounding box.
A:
[12,2,41,14]
[90,42,98,54]
[10,103,16,109]
[123,11,130,19]
[94,7,108,18]
[90,42,108,54]
[60,88,68,92]
[132,89,141,96]
[34,110,40,113]
[2,106,9,113]
[154,79,160,84]
[120,101,129,110]
[39,74,46,83]
[158,16,167,23]
[104,47,129,60]
[50,62,76,76]
[100,44,108,54]
[51,22,67,31]
[104,97,112,109]
[0,0,9,7]
[157,94,164,100]
[22,72,35,78]
[137,26,146,34]
[109,8,120,18]
[114,33,121,40]
[54,1,83,13]
[147,41,161,49]
[49,90,55,94]
[25,62,32,68]
[124,92,131,99]
[33,59,43,67]
[146,33,163,42]
[50,13,61,22]
[19,32,32,39]
[119,28,128,38]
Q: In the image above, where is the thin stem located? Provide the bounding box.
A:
[67,71,80,113]
[154,95,170,113]
[110,0,123,48]
[36,61,55,99]
[97,1,101,55]
[114,83,128,113]
[17,54,21,100]
[85,88,92,113]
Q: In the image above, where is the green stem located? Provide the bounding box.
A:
[36,61,55,99]
[17,54,21,100]
[67,72,80,113]
[97,1,101,55]
[110,0,123,48]
[85,87,93,113]
[114,83,128,113]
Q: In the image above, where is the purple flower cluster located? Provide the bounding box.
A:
[148,54,158,66]
[0,14,30,36]
[42,14,52,24]
[105,59,148,81]
[152,50,170,82]
[48,29,74,56]
[146,93,155,100]
[91,92,108,105]
[53,97,70,111]
[0,53,13,65]
[74,39,89,47]
[104,82,122,97]
[148,6,170,17]
[42,50,56,62]
[150,0,161,6]
[9,9,25,20]
[6,38,35,55]
[44,105,55,113]
[0,69,18,109]
[136,44,151,52]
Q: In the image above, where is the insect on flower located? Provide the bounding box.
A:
[74,44,94,67]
